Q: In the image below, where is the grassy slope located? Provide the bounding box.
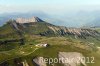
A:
[0,22,20,40]
[0,22,22,51]
[0,22,100,66]
[23,22,51,33]
[0,36,100,66]
[94,28,100,32]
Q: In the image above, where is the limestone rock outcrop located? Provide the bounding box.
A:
[58,52,87,66]
[16,17,44,23]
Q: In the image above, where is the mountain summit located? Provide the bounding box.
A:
[16,17,44,23]
[0,16,100,40]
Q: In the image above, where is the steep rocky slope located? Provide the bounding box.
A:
[0,17,100,40]
[15,17,100,39]
[16,17,44,23]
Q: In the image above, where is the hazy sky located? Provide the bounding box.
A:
[0,0,100,14]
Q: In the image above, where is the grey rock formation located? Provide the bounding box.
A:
[48,26,100,39]
[9,17,100,39]
[16,17,44,23]
[58,52,87,66]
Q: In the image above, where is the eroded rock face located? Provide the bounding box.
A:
[33,57,47,66]
[48,26,100,39]
[58,52,87,66]
[9,17,100,39]
[16,17,44,23]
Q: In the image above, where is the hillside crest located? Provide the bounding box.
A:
[16,17,44,23]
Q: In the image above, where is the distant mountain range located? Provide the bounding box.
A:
[0,11,50,26]
[0,11,100,27]
[83,19,100,28]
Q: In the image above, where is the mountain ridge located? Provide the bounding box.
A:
[0,17,100,66]
[16,17,44,23]
[2,17,99,40]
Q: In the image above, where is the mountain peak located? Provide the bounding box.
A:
[16,17,44,23]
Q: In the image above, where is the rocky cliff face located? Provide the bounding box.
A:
[16,17,44,23]
[47,26,100,39]
[2,17,100,39]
